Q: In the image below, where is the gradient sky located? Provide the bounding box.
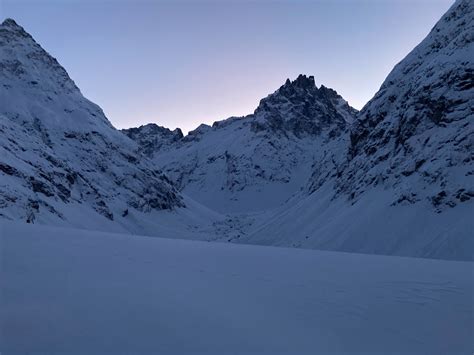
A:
[1,0,453,133]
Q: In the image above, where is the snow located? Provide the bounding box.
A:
[153,120,339,214]
[342,0,474,210]
[1,0,473,269]
[241,184,474,261]
[0,19,184,226]
[131,74,354,215]
[1,222,472,353]
[121,0,474,261]
[1,8,472,353]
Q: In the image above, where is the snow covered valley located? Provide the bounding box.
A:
[1,222,473,353]
[1,1,473,351]
[1,0,473,261]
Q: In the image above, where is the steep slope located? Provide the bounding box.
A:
[0,19,186,229]
[339,0,474,210]
[245,0,474,260]
[125,75,357,213]
[1,1,471,261]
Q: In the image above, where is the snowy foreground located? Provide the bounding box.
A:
[1,222,473,354]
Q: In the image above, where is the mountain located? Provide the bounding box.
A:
[241,0,473,260]
[124,0,473,260]
[124,74,357,214]
[122,124,184,156]
[1,0,472,261]
[0,19,189,232]
[340,0,473,209]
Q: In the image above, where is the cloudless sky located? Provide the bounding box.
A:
[1,0,453,133]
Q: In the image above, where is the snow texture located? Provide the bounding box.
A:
[1,222,473,354]
[0,19,184,226]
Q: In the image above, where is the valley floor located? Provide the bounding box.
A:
[1,222,473,354]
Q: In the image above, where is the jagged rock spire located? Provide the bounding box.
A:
[2,18,19,27]
[252,75,357,136]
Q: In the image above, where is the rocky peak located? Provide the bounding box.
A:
[0,17,75,90]
[122,123,184,156]
[124,123,183,139]
[1,18,27,33]
[278,74,317,98]
[350,0,473,157]
[252,75,357,136]
[1,18,35,41]
[286,74,315,89]
[0,18,113,133]
[0,19,185,225]
[334,0,474,211]
[318,85,339,100]
[2,18,20,28]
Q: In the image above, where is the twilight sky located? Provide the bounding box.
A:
[1,0,453,133]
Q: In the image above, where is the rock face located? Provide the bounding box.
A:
[337,0,474,211]
[122,124,183,157]
[245,0,473,261]
[127,75,357,213]
[125,0,473,260]
[1,0,472,261]
[122,0,474,262]
[251,74,357,136]
[0,19,183,226]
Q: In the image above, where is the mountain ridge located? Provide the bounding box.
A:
[1,1,472,261]
[123,74,357,145]
[0,17,186,230]
[125,74,356,214]
[240,0,473,260]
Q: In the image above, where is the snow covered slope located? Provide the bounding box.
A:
[2,222,472,354]
[339,0,474,210]
[0,0,472,262]
[122,123,184,156]
[122,0,473,261]
[230,0,474,261]
[242,185,474,261]
[124,75,356,213]
[0,19,188,229]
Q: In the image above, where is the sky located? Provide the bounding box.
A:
[1,0,454,134]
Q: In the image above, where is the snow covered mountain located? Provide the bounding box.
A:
[124,0,473,260]
[0,0,472,261]
[0,19,186,230]
[122,124,184,156]
[124,74,357,213]
[241,0,474,260]
[339,0,473,210]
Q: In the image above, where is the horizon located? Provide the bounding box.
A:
[1,0,454,133]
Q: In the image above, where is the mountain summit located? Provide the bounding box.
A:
[0,19,184,229]
[252,74,357,136]
[2,18,20,27]
[125,75,356,213]
[1,1,472,261]
[339,0,473,210]
[249,0,473,260]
